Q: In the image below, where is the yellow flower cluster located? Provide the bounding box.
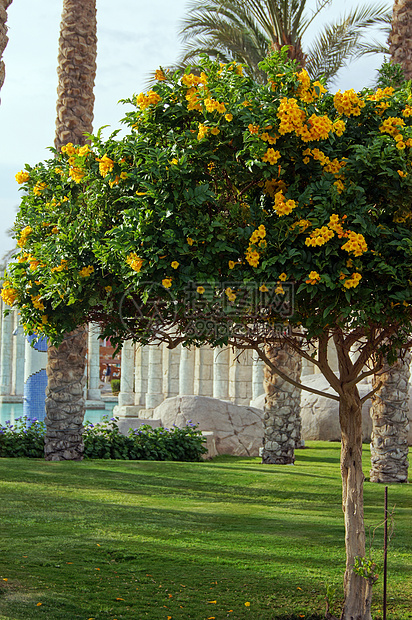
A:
[186,88,203,112]
[277,97,306,135]
[291,219,311,232]
[328,214,347,237]
[61,143,76,156]
[204,98,227,114]
[51,259,68,273]
[162,277,172,288]
[136,90,162,110]
[296,70,326,103]
[333,90,365,116]
[402,105,412,117]
[245,225,266,267]
[262,148,281,165]
[126,252,144,272]
[79,265,94,278]
[78,144,91,157]
[17,226,33,248]
[33,182,47,196]
[343,272,362,289]
[332,119,346,136]
[31,295,45,311]
[259,130,277,144]
[341,231,368,257]
[181,72,207,88]
[264,178,287,198]
[155,69,166,81]
[248,124,260,134]
[225,287,236,302]
[304,148,345,174]
[379,116,405,136]
[299,114,333,142]
[197,124,208,140]
[15,170,30,184]
[305,226,334,247]
[1,282,17,306]
[69,167,85,183]
[97,155,114,178]
[273,191,297,216]
[306,271,321,285]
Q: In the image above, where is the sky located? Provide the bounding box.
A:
[0,0,391,261]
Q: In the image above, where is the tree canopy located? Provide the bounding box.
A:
[4,52,412,362]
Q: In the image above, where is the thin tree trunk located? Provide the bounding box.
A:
[0,0,12,98]
[389,0,412,80]
[370,352,410,483]
[262,344,302,464]
[44,327,87,460]
[45,0,97,461]
[339,386,374,620]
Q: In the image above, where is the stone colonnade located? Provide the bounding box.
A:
[115,341,267,417]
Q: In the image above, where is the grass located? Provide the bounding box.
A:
[0,442,410,620]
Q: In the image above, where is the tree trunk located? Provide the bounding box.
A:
[45,0,97,460]
[389,0,412,80]
[55,0,97,150]
[44,327,87,460]
[0,0,12,98]
[339,387,374,620]
[262,344,302,464]
[370,351,410,483]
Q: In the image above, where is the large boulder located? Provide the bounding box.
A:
[153,395,264,456]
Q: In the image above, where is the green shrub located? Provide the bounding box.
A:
[0,415,207,461]
[111,378,120,394]
[83,416,208,461]
[0,416,46,458]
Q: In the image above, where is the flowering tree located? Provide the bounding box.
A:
[3,51,412,617]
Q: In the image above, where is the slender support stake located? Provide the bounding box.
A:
[383,485,388,620]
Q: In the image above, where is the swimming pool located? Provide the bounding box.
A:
[0,402,116,426]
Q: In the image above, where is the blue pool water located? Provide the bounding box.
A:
[0,402,116,426]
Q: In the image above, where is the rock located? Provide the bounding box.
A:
[153,395,264,457]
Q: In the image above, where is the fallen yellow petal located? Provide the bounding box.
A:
[36,603,42,606]
[115,598,124,601]
[245,601,251,606]
[3,578,8,582]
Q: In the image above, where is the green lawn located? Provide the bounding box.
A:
[0,442,410,620]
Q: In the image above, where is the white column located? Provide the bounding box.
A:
[87,323,102,401]
[179,345,195,395]
[118,340,135,407]
[194,346,214,397]
[11,310,25,397]
[0,301,13,397]
[228,348,252,405]
[146,345,164,409]
[134,345,148,406]
[213,346,229,400]
[252,351,265,401]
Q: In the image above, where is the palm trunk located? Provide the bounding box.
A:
[339,387,374,620]
[55,0,97,150]
[44,327,87,460]
[45,0,97,460]
[389,0,412,80]
[369,352,410,483]
[0,0,12,98]
[262,344,302,464]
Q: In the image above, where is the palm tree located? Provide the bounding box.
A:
[44,0,97,461]
[368,0,412,484]
[178,0,391,85]
[0,0,12,100]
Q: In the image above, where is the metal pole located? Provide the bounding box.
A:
[383,485,388,620]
